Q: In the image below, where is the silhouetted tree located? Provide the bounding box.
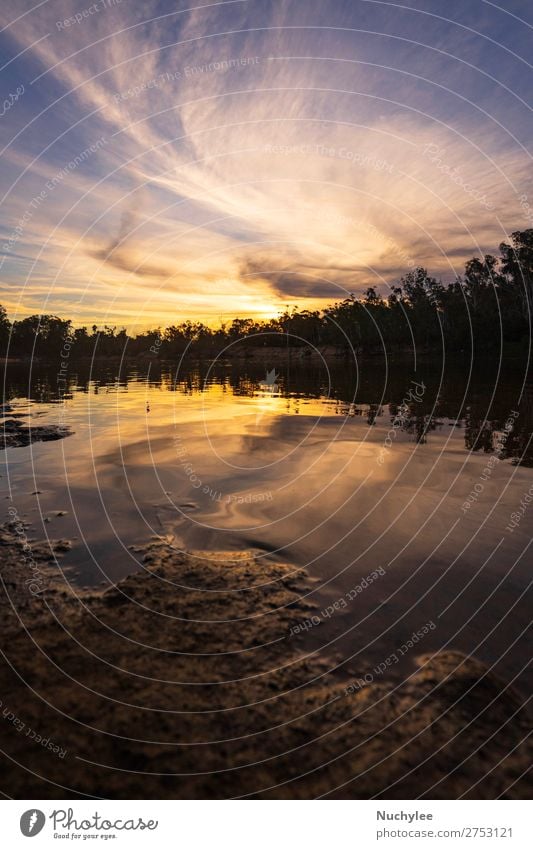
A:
[2,229,532,362]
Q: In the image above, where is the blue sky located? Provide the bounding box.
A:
[0,0,532,328]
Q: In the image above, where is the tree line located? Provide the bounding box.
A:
[2,228,532,361]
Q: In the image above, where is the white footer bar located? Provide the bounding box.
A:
[2,799,530,848]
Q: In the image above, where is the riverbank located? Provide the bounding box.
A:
[0,524,531,799]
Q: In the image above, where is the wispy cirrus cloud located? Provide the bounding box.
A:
[0,0,531,326]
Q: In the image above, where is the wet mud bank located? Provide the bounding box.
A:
[0,527,531,799]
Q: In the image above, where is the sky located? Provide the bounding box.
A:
[0,0,532,330]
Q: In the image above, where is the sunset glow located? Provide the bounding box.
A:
[0,0,532,330]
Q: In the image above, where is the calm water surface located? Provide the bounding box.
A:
[2,358,532,690]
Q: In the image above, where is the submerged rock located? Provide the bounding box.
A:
[0,420,73,449]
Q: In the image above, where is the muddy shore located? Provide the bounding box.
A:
[0,522,531,799]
